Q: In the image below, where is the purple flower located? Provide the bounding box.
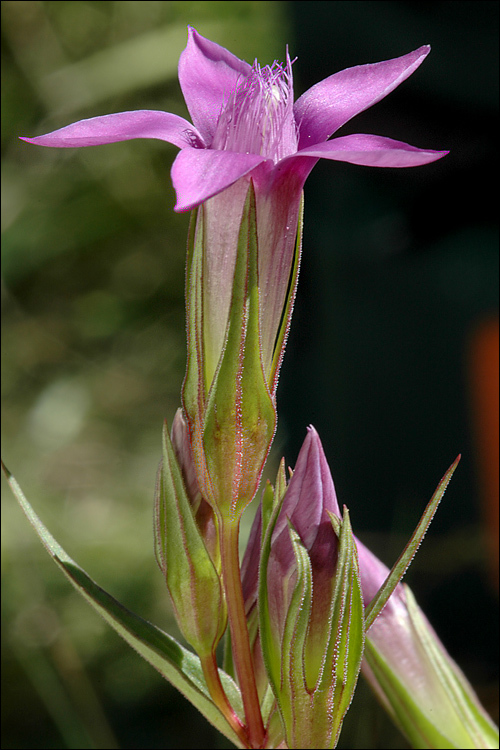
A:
[242,427,346,671]
[263,427,341,646]
[21,26,447,210]
[242,427,364,747]
[21,26,447,388]
[242,427,498,749]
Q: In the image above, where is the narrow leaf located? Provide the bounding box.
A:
[364,455,461,630]
[3,464,245,748]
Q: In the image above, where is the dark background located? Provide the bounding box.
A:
[2,1,498,748]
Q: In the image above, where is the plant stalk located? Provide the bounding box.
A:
[219,515,265,748]
[200,652,249,748]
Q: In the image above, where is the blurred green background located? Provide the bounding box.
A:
[2,1,498,748]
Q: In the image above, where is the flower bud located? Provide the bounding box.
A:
[154,419,226,658]
[359,540,499,749]
[244,427,498,749]
[256,427,365,748]
[170,408,219,569]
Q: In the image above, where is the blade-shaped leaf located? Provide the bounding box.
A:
[3,464,245,748]
[364,455,461,630]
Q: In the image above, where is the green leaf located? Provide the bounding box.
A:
[3,464,245,748]
[364,455,461,631]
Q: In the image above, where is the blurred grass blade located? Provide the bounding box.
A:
[3,463,245,748]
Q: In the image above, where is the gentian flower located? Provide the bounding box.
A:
[22,26,448,522]
[242,427,499,749]
[21,26,447,392]
[18,26,494,749]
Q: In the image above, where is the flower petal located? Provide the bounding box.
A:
[271,426,340,552]
[178,26,252,148]
[295,134,448,167]
[20,110,203,150]
[265,427,341,649]
[171,148,267,212]
[294,46,431,148]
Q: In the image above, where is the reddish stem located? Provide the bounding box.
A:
[219,516,265,748]
[200,652,249,748]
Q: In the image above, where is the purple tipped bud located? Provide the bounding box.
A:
[266,426,341,644]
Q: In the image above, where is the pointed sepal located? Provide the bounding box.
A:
[202,182,276,519]
[364,455,461,630]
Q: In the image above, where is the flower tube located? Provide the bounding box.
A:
[358,541,499,750]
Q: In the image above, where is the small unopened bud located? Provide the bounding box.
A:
[256,427,365,748]
[154,420,226,657]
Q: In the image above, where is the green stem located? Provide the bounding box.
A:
[219,516,265,749]
[200,652,249,748]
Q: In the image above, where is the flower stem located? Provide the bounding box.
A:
[219,515,265,748]
[200,652,249,748]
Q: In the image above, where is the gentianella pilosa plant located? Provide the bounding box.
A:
[6,26,497,750]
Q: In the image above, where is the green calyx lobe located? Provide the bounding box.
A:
[204,182,276,518]
[259,486,365,749]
